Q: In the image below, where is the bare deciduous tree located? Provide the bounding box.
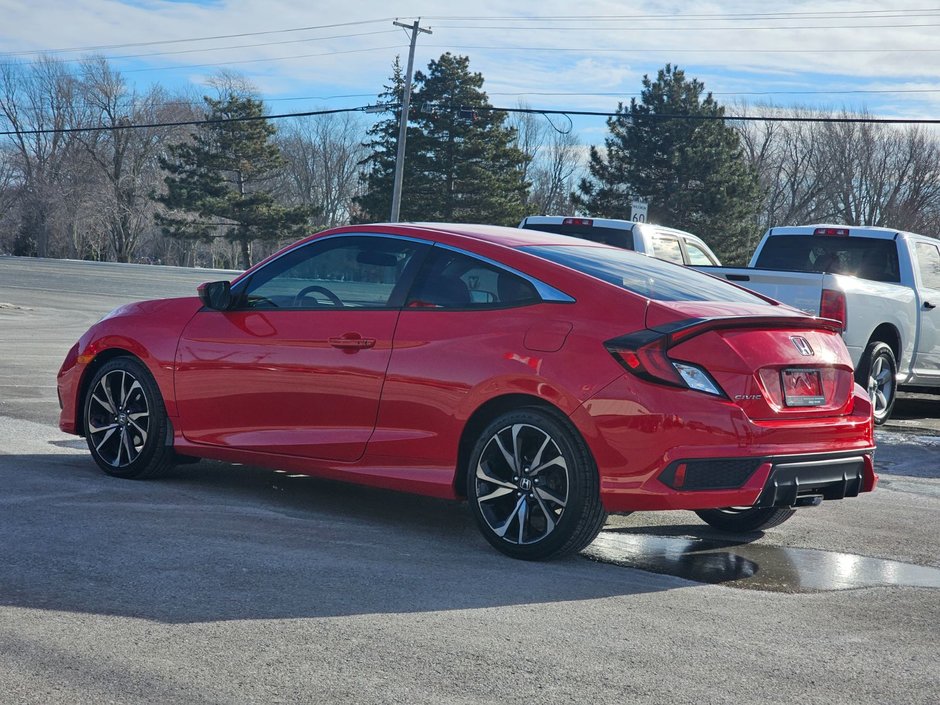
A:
[509,104,547,203]
[0,144,17,223]
[0,57,77,256]
[738,104,940,238]
[735,103,836,232]
[527,129,583,215]
[820,116,940,232]
[73,56,196,262]
[510,105,584,216]
[277,112,366,229]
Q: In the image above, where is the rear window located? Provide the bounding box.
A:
[754,235,900,283]
[520,222,634,249]
[524,245,767,303]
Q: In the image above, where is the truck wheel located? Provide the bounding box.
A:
[856,341,897,425]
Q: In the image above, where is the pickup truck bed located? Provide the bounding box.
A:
[695,224,940,423]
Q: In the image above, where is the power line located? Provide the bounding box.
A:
[119,44,408,73]
[9,8,932,60]
[8,102,940,137]
[0,30,402,68]
[8,8,936,61]
[7,84,937,117]
[489,88,940,98]
[433,21,940,31]
[437,43,940,54]
[423,8,940,21]
[0,18,399,57]
[483,106,940,124]
[0,106,370,136]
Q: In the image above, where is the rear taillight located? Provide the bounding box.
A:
[819,288,847,331]
[562,217,593,227]
[814,227,850,237]
[605,332,725,397]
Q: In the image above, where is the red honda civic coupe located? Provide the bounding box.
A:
[57,223,876,559]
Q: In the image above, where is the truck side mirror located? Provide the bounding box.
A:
[197,281,234,311]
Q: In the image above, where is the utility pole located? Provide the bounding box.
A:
[389,19,431,222]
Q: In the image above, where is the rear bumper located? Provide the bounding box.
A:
[574,375,876,513]
[599,449,876,512]
[751,452,876,507]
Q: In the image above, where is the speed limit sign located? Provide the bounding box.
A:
[631,200,648,223]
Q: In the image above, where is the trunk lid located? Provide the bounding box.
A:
[646,300,856,420]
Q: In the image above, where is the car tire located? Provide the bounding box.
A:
[83,357,175,479]
[466,407,607,560]
[855,341,897,425]
[694,507,796,533]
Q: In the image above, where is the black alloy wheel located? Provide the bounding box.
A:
[467,408,607,560]
[84,357,175,479]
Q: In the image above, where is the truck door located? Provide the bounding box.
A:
[912,241,940,377]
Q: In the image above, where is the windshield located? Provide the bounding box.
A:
[524,245,767,303]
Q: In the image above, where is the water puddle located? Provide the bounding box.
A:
[876,431,940,447]
[583,530,940,593]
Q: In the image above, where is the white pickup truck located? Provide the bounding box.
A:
[697,224,940,423]
[519,216,722,265]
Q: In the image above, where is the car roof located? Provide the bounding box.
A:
[321,222,609,249]
[240,222,619,280]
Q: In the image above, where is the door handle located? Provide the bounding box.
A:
[329,334,376,350]
[925,301,937,310]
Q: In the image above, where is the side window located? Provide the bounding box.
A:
[684,240,716,266]
[237,236,422,309]
[650,235,684,264]
[914,242,940,290]
[407,248,540,309]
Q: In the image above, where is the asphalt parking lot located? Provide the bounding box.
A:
[1,256,937,704]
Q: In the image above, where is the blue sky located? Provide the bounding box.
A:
[3,1,940,142]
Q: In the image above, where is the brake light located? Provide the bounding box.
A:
[562,217,593,227]
[605,332,724,396]
[819,289,847,331]
[606,332,683,385]
[814,227,850,237]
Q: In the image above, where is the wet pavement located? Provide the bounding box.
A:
[584,529,940,593]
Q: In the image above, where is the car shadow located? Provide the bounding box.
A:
[1,452,685,625]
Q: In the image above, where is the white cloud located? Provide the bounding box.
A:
[2,0,938,122]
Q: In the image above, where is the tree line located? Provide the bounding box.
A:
[1,55,938,269]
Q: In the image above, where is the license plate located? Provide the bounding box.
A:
[782,368,825,407]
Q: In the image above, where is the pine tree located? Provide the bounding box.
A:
[576,64,761,263]
[356,53,529,225]
[353,57,407,223]
[156,90,313,269]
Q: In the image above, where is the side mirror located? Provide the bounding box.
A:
[197,281,234,311]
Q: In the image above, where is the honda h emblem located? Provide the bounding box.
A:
[790,336,815,356]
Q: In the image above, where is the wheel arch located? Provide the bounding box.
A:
[454,393,578,498]
[867,323,901,361]
[75,348,145,436]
